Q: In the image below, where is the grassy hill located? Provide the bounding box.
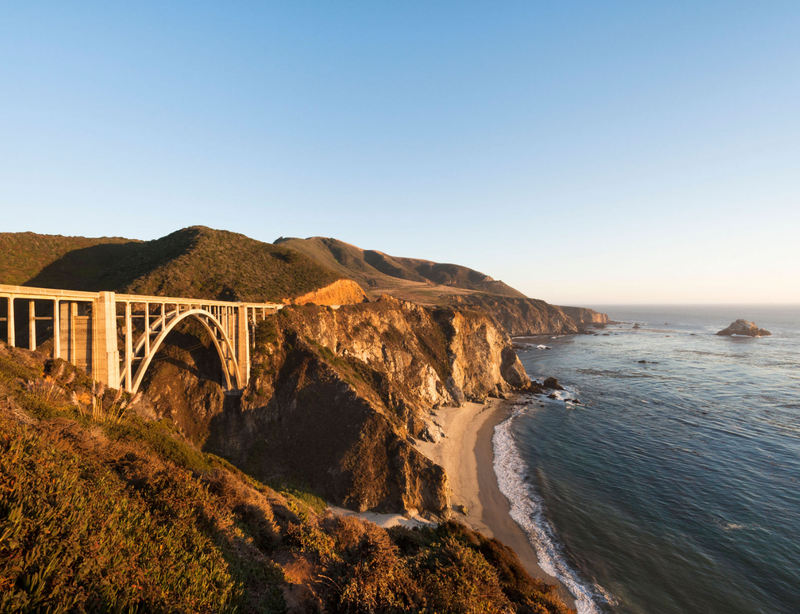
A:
[0,232,137,288]
[274,236,527,304]
[0,227,344,302]
[0,341,573,614]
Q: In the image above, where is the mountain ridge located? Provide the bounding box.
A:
[0,227,608,333]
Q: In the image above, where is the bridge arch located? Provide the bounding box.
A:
[126,308,243,395]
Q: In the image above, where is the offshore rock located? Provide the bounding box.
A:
[542,377,565,391]
[716,319,771,337]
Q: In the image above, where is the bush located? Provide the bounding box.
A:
[0,416,238,613]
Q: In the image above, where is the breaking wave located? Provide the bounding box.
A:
[493,405,609,614]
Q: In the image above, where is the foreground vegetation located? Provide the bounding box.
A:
[0,341,572,613]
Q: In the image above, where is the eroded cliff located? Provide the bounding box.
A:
[140,296,532,517]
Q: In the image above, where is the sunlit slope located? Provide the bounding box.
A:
[275,236,527,303]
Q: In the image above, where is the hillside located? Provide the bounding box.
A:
[0,338,572,614]
[275,236,527,302]
[274,236,608,333]
[0,227,608,331]
[0,227,345,302]
[0,231,137,288]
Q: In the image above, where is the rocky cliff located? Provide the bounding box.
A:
[442,295,609,336]
[559,305,610,327]
[290,278,368,306]
[443,294,575,335]
[140,297,532,517]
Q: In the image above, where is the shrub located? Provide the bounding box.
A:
[0,416,238,613]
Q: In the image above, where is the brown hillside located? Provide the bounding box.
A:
[274,236,527,301]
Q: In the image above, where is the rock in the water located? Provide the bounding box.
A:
[542,376,565,390]
[716,319,771,337]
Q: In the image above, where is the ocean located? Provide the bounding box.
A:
[494,305,800,614]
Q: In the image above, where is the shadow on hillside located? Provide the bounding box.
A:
[24,229,198,292]
[24,242,149,291]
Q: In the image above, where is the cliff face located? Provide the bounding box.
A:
[559,305,610,326]
[444,294,578,335]
[443,295,609,335]
[290,278,368,306]
[140,297,530,516]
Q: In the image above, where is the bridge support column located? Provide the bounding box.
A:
[28,300,36,351]
[92,291,120,389]
[237,304,249,389]
[53,299,60,360]
[7,297,14,347]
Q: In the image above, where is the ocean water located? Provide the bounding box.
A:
[494,306,800,614]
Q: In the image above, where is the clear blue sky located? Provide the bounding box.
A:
[2,1,798,305]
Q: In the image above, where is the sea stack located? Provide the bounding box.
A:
[716,319,771,337]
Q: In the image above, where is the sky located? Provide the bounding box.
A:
[1,1,798,305]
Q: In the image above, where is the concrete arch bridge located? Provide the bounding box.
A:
[0,284,283,394]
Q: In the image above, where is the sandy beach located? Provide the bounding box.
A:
[415,399,577,610]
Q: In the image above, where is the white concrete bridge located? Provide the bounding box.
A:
[0,284,283,394]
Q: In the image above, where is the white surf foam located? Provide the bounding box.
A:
[493,405,608,614]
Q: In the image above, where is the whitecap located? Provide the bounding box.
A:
[723,523,747,531]
[493,409,607,614]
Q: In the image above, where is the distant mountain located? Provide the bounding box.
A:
[0,227,345,302]
[274,236,526,303]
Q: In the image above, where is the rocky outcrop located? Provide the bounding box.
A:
[434,308,531,400]
[716,319,771,337]
[542,377,565,391]
[141,296,532,517]
[559,305,609,327]
[290,279,368,306]
[444,294,580,335]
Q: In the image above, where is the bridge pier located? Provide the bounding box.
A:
[92,291,120,389]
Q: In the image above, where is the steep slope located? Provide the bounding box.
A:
[445,294,580,336]
[0,227,346,302]
[123,227,344,302]
[560,305,610,327]
[138,297,533,516]
[0,341,572,614]
[0,231,137,288]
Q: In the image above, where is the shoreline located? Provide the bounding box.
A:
[415,398,576,610]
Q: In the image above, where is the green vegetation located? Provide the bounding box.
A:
[0,232,136,288]
[318,518,573,614]
[0,339,572,614]
[0,227,344,301]
[125,227,344,301]
[0,416,238,613]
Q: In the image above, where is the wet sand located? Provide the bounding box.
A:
[416,399,576,609]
